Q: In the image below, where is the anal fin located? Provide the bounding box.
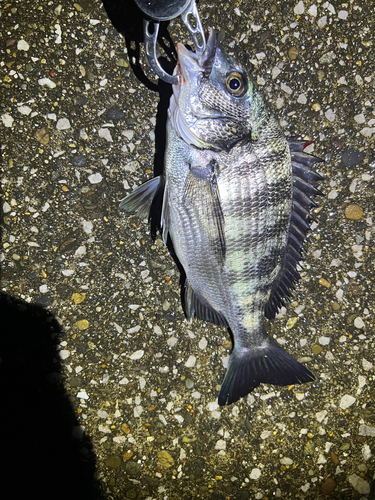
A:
[185,280,227,327]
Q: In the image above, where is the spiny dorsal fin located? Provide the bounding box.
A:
[265,139,323,319]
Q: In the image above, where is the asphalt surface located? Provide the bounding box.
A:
[1,1,374,499]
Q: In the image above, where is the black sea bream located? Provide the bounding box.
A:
[120,29,323,405]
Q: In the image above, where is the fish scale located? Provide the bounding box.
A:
[120,28,323,406]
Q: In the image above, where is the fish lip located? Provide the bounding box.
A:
[176,28,216,83]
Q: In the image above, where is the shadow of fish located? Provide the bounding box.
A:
[120,29,323,406]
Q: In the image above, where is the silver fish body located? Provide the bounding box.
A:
[121,29,322,405]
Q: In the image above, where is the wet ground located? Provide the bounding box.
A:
[1,0,374,499]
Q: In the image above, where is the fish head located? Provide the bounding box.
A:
[170,29,264,151]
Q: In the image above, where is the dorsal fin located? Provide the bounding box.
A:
[265,139,323,320]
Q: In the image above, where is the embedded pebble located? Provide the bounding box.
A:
[198,337,207,349]
[345,204,364,220]
[348,474,370,495]
[321,478,336,494]
[312,345,323,355]
[359,424,375,437]
[76,319,89,331]
[98,128,113,142]
[88,173,103,184]
[56,118,71,130]
[185,355,196,368]
[129,350,144,360]
[3,201,11,213]
[215,439,226,450]
[158,450,174,468]
[105,456,122,469]
[280,457,293,465]
[342,149,364,167]
[38,78,56,88]
[185,378,194,389]
[319,336,330,346]
[294,1,304,15]
[1,114,14,127]
[250,468,262,480]
[339,395,356,410]
[362,445,372,461]
[325,109,336,122]
[354,317,365,329]
[362,358,373,371]
[17,39,29,51]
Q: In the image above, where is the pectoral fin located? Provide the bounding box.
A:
[183,160,226,263]
[119,176,162,220]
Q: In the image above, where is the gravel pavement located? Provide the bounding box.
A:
[1,0,374,499]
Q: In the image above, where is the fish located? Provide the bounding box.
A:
[120,29,323,406]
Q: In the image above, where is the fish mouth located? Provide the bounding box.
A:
[173,28,216,97]
[176,28,216,82]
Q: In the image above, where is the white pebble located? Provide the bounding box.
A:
[359,424,375,437]
[167,337,177,347]
[98,128,113,142]
[1,114,14,127]
[339,394,356,410]
[97,410,109,419]
[62,269,74,276]
[338,10,348,20]
[348,474,370,495]
[250,468,262,480]
[113,436,126,444]
[199,337,207,350]
[185,355,196,368]
[261,430,272,440]
[134,405,143,418]
[325,109,336,121]
[317,454,327,464]
[294,1,304,15]
[3,201,11,213]
[215,439,226,450]
[362,444,372,461]
[56,118,71,130]
[81,220,93,233]
[281,82,293,94]
[17,39,30,51]
[280,457,293,465]
[38,78,56,88]
[316,410,327,423]
[308,5,317,16]
[360,127,375,138]
[129,350,144,360]
[191,391,201,399]
[297,93,307,104]
[319,336,330,345]
[154,325,162,335]
[362,358,373,371]
[77,390,89,399]
[59,349,70,360]
[317,16,327,28]
[88,173,103,184]
[354,113,366,124]
[18,106,32,115]
[354,317,365,329]
[39,284,48,293]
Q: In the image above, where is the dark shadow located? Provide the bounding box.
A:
[0,292,104,500]
[102,0,177,91]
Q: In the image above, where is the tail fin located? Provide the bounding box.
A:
[218,339,314,406]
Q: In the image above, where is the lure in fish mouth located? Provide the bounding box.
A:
[169,29,255,151]
[120,27,323,406]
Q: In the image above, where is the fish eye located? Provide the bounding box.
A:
[226,72,247,97]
